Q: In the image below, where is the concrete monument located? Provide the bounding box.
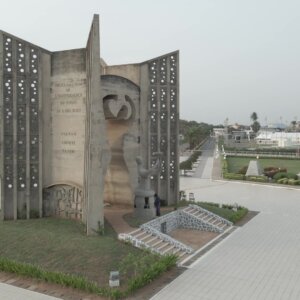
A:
[246,160,263,176]
[0,15,180,234]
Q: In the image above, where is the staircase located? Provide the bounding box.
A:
[182,204,232,233]
[118,205,233,264]
[119,227,192,262]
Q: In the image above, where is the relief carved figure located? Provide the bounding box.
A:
[135,152,162,195]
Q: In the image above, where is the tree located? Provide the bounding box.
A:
[291,120,297,132]
[250,112,260,133]
[180,119,213,149]
[251,112,258,122]
[252,121,261,133]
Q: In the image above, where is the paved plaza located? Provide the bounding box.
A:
[152,142,300,299]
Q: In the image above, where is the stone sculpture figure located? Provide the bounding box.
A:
[136,153,161,191]
[134,153,162,219]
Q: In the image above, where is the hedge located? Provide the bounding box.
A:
[180,150,202,170]
[273,172,298,180]
[223,173,245,180]
[245,176,268,183]
[277,178,300,185]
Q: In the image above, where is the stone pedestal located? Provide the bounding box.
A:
[134,188,156,219]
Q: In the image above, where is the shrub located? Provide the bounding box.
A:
[228,207,248,224]
[263,166,282,178]
[277,178,288,184]
[245,176,268,183]
[222,160,228,173]
[278,179,300,186]
[180,160,192,170]
[274,172,297,180]
[180,150,202,170]
[238,166,248,175]
[288,179,297,185]
[223,173,245,180]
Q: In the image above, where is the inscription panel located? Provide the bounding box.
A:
[51,74,86,185]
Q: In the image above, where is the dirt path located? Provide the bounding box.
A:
[104,206,136,233]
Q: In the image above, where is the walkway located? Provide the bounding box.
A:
[193,138,215,179]
[104,206,135,234]
[0,282,60,300]
[152,177,300,300]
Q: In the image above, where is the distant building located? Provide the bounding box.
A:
[255,132,300,148]
[213,128,226,137]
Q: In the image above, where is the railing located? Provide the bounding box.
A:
[224,151,299,159]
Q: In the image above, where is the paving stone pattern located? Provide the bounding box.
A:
[152,178,300,300]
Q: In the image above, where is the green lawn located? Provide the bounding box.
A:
[226,157,300,174]
[0,218,159,287]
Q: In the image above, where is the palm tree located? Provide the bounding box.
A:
[251,112,258,122]
[250,112,260,133]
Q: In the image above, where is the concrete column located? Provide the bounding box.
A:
[84,15,109,235]
[25,43,30,219]
[0,32,3,220]
[12,38,17,220]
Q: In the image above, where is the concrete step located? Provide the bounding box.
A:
[221,224,228,230]
[178,251,187,258]
[172,248,181,255]
[206,216,216,223]
[140,233,153,242]
[202,214,212,221]
[151,239,164,248]
[193,211,204,217]
[146,236,160,245]
[162,245,175,255]
[183,207,194,213]
[130,229,143,236]
[134,230,147,239]
[129,228,142,236]
[212,219,221,225]
[178,253,190,264]
[157,242,171,251]
[197,212,208,219]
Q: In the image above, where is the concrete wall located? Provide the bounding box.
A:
[103,64,140,87]
[139,52,180,205]
[0,32,45,220]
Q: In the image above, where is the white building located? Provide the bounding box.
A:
[255,131,300,148]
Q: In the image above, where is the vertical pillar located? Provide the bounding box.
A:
[0,32,3,220]
[12,38,17,220]
[84,15,109,235]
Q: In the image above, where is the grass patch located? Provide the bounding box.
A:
[0,217,176,297]
[0,254,176,299]
[226,157,300,174]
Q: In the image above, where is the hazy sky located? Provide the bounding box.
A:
[1,0,299,125]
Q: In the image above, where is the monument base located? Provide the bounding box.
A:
[134,189,156,220]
